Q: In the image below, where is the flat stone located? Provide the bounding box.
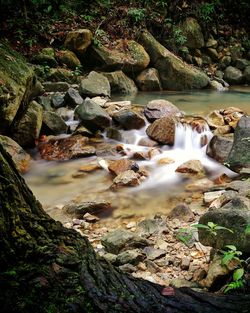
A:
[108,159,139,176]
[63,200,113,217]
[143,247,166,261]
[116,249,144,265]
[111,170,140,189]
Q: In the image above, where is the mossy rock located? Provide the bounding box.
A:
[0,40,34,132]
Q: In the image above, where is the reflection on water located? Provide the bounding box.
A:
[25,88,250,220]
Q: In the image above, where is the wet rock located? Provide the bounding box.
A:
[38,135,96,160]
[63,200,112,217]
[138,137,158,147]
[143,247,166,261]
[79,71,110,98]
[72,125,93,137]
[227,180,250,196]
[90,40,150,73]
[116,249,144,265]
[57,50,81,69]
[112,109,145,130]
[42,111,68,135]
[78,163,101,172]
[0,135,31,173]
[101,229,148,254]
[64,88,83,108]
[75,98,111,131]
[106,127,123,141]
[206,110,225,128]
[144,99,181,123]
[176,160,205,178]
[102,71,137,95]
[146,116,176,145]
[224,66,243,85]
[209,80,227,91]
[180,17,204,49]
[135,68,162,91]
[12,100,43,148]
[43,82,70,92]
[168,203,195,222]
[206,134,233,163]
[140,30,209,90]
[64,29,93,55]
[108,159,139,176]
[111,170,140,189]
[51,92,65,109]
[226,116,250,172]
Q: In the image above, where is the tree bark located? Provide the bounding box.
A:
[0,144,250,313]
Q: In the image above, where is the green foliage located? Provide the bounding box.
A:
[176,227,195,246]
[127,8,146,23]
[245,224,250,235]
[93,29,109,47]
[197,1,217,23]
[192,222,234,237]
[172,26,187,47]
[221,245,242,266]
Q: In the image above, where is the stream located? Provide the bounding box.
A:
[24,87,250,222]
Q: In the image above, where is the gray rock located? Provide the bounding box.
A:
[143,247,166,261]
[243,66,250,83]
[137,218,168,237]
[79,71,111,98]
[119,264,137,273]
[180,17,204,49]
[64,87,83,108]
[101,229,148,254]
[224,66,243,85]
[135,68,162,91]
[116,249,144,265]
[63,201,113,217]
[112,109,145,130]
[227,180,250,196]
[206,134,234,164]
[75,98,111,131]
[42,111,68,135]
[144,99,181,123]
[168,203,194,222]
[170,278,199,289]
[43,82,70,92]
[37,95,53,111]
[226,116,250,172]
[219,56,231,70]
[51,92,65,109]
[102,71,137,95]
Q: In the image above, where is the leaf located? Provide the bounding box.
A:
[215,226,234,233]
[207,222,216,229]
[221,252,234,265]
[191,224,209,229]
[225,245,237,251]
[233,268,244,281]
[245,224,250,235]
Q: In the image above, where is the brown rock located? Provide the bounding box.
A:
[111,170,140,189]
[64,29,93,55]
[176,160,205,177]
[206,110,225,128]
[146,116,176,145]
[108,159,139,176]
[180,257,191,270]
[144,99,181,122]
[168,203,195,222]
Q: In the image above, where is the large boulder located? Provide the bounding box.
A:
[12,100,43,148]
[0,41,37,133]
[139,30,209,90]
[144,99,181,122]
[57,50,81,69]
[90,40,150,73]
[75,98,111,131]
[112,109,145,130]
[226,116,250,172]
[206,135,234,164]
[0,135,31,173]
[224,66,243,85]
[146,116,176,145]
[64,29,93,56]
[135,68,162,91]
[198,197,250,253]
[79,71,110,98]
[180,17,204,49]
[102,71,137,95]
[42,111,68,135]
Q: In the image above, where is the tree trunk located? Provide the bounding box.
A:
[0,144,250,313]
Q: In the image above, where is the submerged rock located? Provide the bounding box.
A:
[144,99,181,122]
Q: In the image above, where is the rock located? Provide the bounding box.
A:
[75,98,111,131]
[102,253,117,264]
[235,59,250,71]
[203,190,225,205]
[206,48,219,62]
[50,92,65,109]
[0,135,31,173]
[176,160,205,178]
[135,68,162,91]
[116,249,144,265]
[106,127,123,141]
[63,200,112,217]
[209,80,227,91]
[180,17,204,49]
[219,56,231,70]
[12,100,43,148]
[180,257,191,270]
[112,109,145,130]
[198,198,250,252]
[79,71,110,98]
[206,39,218,48]
[42,111,68,135]
[43,82,70,92]
[209,190,239,209]
[168,203,195,222]
[83,213,100,223]
[37,95,53,111]
[143,247,166,261]
[213,125,231,135]
[206,134,233,163]
[170,279,198,289]
[56,107,74,121]
[144,99,181,122]
[224,111,244,129]
[140,30,209,90]
[32,53,57,67]
[227,180,250,196]
[226,116,250,172]
[90,40,150,73]
[78,163,100,172]
[108,159,139,176]
[64,87,83,108]
[206,110,225,128]
[230,44,243,62]
[224,66,243,85]
[146,116,176,145]
[57,50,81,69]
[119,264,137,273]
[38,135,96,160]
[64,29,93,56]
[243,65,250,83]
[111,170,140,189]
[137,218,168,237]
[101,229,148,254]
[48,68,75,83]
[41,47,55,58]
[102,71,137,95]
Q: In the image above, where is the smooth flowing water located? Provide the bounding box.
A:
[25,88,250,221]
